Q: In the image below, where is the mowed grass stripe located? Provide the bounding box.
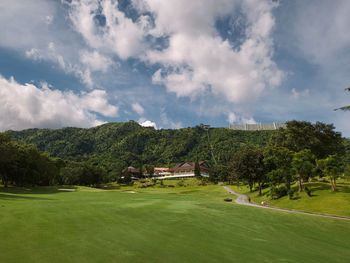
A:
[0,186,349,263]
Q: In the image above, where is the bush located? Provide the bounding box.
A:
[177,180,185,187]
[304,187,312,197]
[287,189,294,200]
[158,180,165,188]
[270,185,288,199]
[198,179,208,186]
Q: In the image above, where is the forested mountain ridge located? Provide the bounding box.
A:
[6,121,274,168]
[2,120,350,187]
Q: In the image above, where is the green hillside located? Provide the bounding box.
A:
[6,121,274,169]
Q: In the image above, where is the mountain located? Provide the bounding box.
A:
[6,121,274,171]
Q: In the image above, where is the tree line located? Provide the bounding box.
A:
[210,121,348,199]
[0,134,113,187]
[1,120,349,188]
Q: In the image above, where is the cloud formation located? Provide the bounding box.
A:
[80,50,113,73]
[131,102,145,115]
[2,0,349,135]
[139,119,157,129]
[292,0,350,64]
[67,0,284,108]
[0,76,118,131]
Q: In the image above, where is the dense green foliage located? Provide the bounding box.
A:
[5,121,273,180]
[0,134,61,187]
[0,185,349,262]
[1,120,349,188]
[270,120,344,159]
[231,146,265,194]
[230,121,349,200]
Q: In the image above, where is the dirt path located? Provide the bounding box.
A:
[223,185,350,221]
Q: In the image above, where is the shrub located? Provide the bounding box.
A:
[270,185,288,199]
[158,180,165,188]
[304,187,312,197]
[287,189,294,200]
[177,180,185,187]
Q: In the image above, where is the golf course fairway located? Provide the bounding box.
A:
[0,185,349,263]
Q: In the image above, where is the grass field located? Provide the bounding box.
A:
[230,180,350,217]
[1,184,350,263]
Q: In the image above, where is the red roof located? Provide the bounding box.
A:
[169,161,209,173]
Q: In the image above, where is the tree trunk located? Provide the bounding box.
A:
[298,177,303,192]
[1,173,8,187]
[331,178,336,192]
[258,182,262,196]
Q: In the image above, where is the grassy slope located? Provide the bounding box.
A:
[230,181,350,217]
[0,185,349,263]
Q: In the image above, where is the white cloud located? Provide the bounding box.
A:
[67,0,284,108]
[160,111,182,129]
[0,0,57,50]
[68,0,145,60]
[25,43,97,87]
[227,112,237,124]
[25,48,43,61]
[292,0,350,64]
[0,75,118,131]
[131,102,145,115]
[290,88,310,99]
[139,119,157,129]
[144,0,283,103]
[45,15,53,25]
[80,50,112,73]
[226,111,256,124]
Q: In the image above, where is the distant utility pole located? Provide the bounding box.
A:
[200,124,217,164]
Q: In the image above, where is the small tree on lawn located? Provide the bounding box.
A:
[292,149,315,192]
[231,146,265,195]
[264,146,294,190]
[317,155,344,191]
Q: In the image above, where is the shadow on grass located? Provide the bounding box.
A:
[0,186,77,195]
[0,193,55,201]
[305,182,350,194]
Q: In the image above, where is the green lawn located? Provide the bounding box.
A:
[1,185,350,263]
[230,181,350,217]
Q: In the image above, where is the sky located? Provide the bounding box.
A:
[0,0,349,136]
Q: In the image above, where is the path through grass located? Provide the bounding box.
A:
[231,181,350,217]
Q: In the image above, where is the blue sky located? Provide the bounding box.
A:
[0,0,349,136]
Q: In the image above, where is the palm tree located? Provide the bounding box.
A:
[335,87,350,111]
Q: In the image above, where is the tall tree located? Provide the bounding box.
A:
[263,146,294,190]
[0,135,17,187]
[292,150,316,192]
[270,120,344,159]
[317,155,344,191]
[231,146,265,195]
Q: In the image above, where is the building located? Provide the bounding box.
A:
[154,161,209,179]
[229,122,286,131]
[123,166,141,178]
[154,167,171,176]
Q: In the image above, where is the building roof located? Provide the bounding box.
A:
[170,161,209,173]
[126,166,140,173]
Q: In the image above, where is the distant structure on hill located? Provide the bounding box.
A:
[229,122,286,131]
